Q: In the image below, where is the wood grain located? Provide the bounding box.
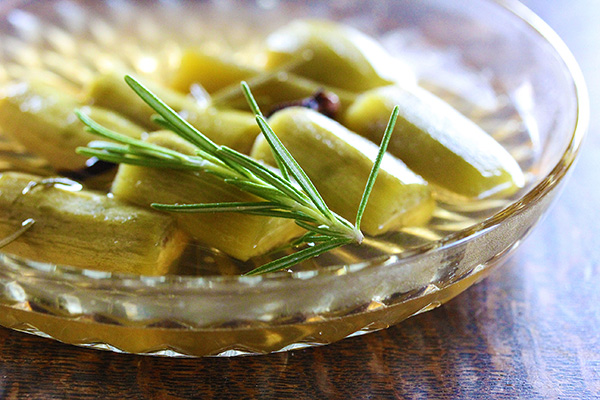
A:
[1,0,599,399]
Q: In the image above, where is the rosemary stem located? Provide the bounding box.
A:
[76,75,391,274]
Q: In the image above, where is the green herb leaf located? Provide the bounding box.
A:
[76,76,395,274]
[216,146,309,205]
[240,81,291,182]
[151,201,282,213]
[253,113,335,222]
[244,238,352,276]
[223,179,290,203]
[355,105,399,232]
[294,220,350,238]
[124,75,219,153]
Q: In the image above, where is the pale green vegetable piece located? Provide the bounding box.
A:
[212,71,357,118]
[251,107,434,236]
[85,73,259,153]
[171,49,257,93]
[85,72,205,129]
[344,85,525,198]
[265,19,414,92]
[0,80,145,171]
[171,48,357,118]
[0,172,188,275]
[111,132,303,261]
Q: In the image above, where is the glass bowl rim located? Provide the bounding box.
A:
[0,0,589,287]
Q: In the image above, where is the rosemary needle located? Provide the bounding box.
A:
[76,75,398,275]
[355,105,399,232]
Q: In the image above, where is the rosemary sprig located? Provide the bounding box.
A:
[76,75,398,275]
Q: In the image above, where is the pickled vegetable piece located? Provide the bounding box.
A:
[171,49,257,93]
[251,107,434,236]
[85,73,259,153]
[169,49,357,118]
[84,72,198,126]
[344,86,525,198]
[0,172,188,275]
[85,72,204,129]
[111,132,303,261]
[0,80,145,171]
[265,19,413,92]
[179,106,259,154]
[212,71,357,119]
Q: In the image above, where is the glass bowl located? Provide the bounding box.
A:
[0,0,587,357]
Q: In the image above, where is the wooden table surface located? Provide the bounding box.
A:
[1,1,599,399]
